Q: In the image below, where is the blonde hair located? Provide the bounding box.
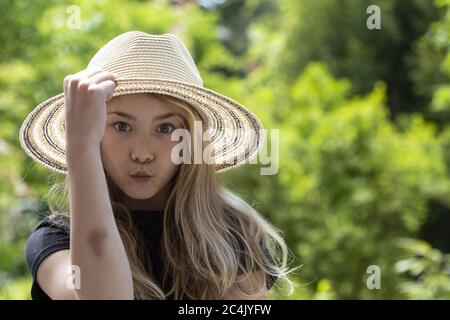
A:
[42,93,299,299]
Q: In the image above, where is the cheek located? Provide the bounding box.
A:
[101,138,115,160]
[158,141,178,160]
[157,145,180,176]
[159,162,180,183]
[100,137,126,170]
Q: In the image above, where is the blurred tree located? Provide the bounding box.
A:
[222,60,450,298]
[410,0,450,124]
[395,237,450,299]
[417,0,450,253]
[219,0,442,119]
[277,64,450,298]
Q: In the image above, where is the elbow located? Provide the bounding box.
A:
[85,228,109,257]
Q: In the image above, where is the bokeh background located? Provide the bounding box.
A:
[0,0,449,299]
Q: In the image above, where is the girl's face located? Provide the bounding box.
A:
[101,93,185,211]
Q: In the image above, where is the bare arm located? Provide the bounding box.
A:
[34,68,133,299]
[36,249,79,300]
[66,145,134,299]
[63,68,134,299]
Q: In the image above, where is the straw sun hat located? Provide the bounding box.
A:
[19,31,264,174]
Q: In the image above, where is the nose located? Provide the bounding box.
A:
[130,136,155,163]
[131,153,154,163]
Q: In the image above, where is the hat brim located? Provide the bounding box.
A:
[19,79,265,174]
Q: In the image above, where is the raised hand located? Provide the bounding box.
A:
[63,68,118,154]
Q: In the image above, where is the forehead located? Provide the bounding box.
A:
[108,93,182,115]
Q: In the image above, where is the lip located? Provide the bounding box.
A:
[131,171,151,176]
[130,175,152,182]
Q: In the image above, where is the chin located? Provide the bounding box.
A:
[125,187,158,200]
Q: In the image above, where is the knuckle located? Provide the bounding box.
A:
[77,80,90,90]
[86,85,97,95]
[69,77,81,89]
[64,75,77,89]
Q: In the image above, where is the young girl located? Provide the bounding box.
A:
[20,31,298,300]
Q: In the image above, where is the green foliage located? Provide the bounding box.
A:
[412,1,450,123]
[0,277,31,300]
[395,237,450,299]
[1,0,450,300]
[278,0,441,111]
[275,64,450,298]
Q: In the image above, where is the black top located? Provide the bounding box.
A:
[25,210,278,300]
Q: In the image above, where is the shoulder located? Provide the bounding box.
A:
[29,213,70,233]
[26,215,70,251]
[25,214,70,279]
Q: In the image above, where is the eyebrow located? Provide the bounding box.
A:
[107,111,182,122]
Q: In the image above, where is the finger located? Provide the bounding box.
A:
[89,71,118,85]
[91,80,117,101]
[73,68,103,81]
[67,68,104,91]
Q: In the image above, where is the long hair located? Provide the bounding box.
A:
[42,93,299,299]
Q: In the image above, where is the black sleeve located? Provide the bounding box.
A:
[24,218,70,300]
[236,239,279,290]
[261,243,279,290]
